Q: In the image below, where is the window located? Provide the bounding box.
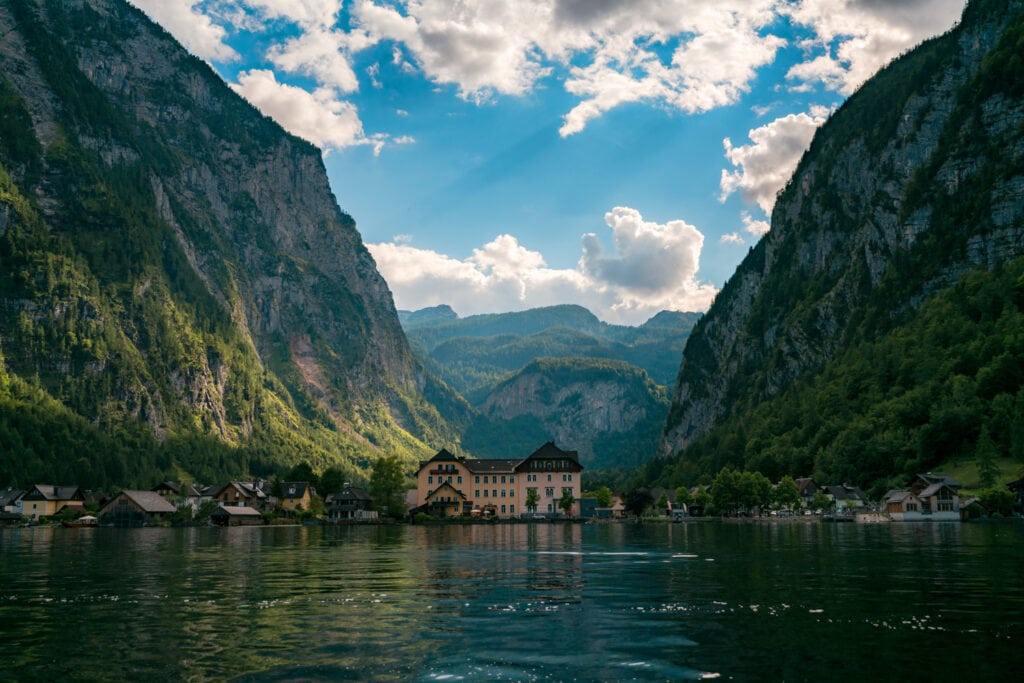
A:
[501,489,506,498]
[483,476,489,484]
[483,490,489,498]
[545,487,554,497]
[428,476,433,484]
[475,476,480,484]
[501,505,506,514]
[510,475,515,484]
[906,503,917,511]
[446,476,452,483]
[547,474,552,482]
[492,490,498,498]
[427,489,433,497]
[562,488,572,496]
[510,504,515,513]
[501,475,506,484]
[457,476,462,484]
[475,490,480,498]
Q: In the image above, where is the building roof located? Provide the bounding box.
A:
[212,505,262,517]
[119,490,177,514]
[152,481,183,495]
[419,442,584,475]
[419,448,461,468]
[0,489,26,507]
[464,459,519,474]
[427,482,466,502]
[918,483,957,499]
[794,477,818,495]
[827,484,867,501]
[329,485,372,503]
[884,490,919,504]
[281,482,311,499]
[23,485,84,502]
[915,473,961,489]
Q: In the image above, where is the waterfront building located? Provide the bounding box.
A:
[414,442,583,519]
[20,485,85,520]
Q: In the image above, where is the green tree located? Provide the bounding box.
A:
[976,425,999,488]
[594,485,613,508]
[369,454,408,519]
[624,488,651,518]
[526,488,540,513]
[655,492,669,514]
[558,489,575,517]
[674,486,693,508]
[286,462,319,487]
[774,475,801,510]
[319,466,347,497]
[711,468,742,515]
[811,490,832,512]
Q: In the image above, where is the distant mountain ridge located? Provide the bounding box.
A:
[401,304,700,400]
[657,0,1024,491]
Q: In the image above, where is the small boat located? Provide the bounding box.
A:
[62,515,99,528]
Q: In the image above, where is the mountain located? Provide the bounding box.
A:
[461,357,669,471]
[658,0,1024,492]
[0,0,465,489]
[402,304,700,401]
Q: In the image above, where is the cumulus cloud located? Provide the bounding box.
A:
[720,106,831,215]
[368,207,717,324]
[129,0,238,62]
[231,70,387,154]
[783,0,966,94]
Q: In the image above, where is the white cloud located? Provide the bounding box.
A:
[368,207,717,324]
[129,0,238,62]
[229,70,364,153]
[742,212,771,237]
[720,106,831,215]
[783,0,966,94]
[267,26,360,92]
[720,232,745,245]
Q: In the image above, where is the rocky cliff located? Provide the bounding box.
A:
[663,0,1024,456]
[0,0,461,486]
[464,357,668,471]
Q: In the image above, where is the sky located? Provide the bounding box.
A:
[129,0,966,325]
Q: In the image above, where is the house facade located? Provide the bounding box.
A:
[213,481,270,509]
[210,505,264,526]
[278,482,315,512]
[883,473,961,521]
[326,484,376,521]
[415,442,583,519]
[20,485,85,520]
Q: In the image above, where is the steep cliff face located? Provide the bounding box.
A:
[663,0,1024,455]
[465,358,668,470]
[0,0,460,485]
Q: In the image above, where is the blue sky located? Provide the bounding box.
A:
[131,1,965,324]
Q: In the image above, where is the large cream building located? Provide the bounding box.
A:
[414,442,583,519]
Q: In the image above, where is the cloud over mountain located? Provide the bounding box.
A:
[368,207,717,324]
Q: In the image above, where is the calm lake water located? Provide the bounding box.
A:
[1,521,1022,681]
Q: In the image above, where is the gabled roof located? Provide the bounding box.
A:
[281,482,311,499]
[426,482,466,502]
[329,485,372,503]
[884,490,920,504]
[463,459,519,474]
[152,481,183,495]
[0,489,26,507]
[23,485,84,502]
[794,477,818,495]
[914,473,960,489]
[420,448,461,468]
[525,441,580,463]
[827,485,866,501]
[919,483,957,498]
[119,490,177,514]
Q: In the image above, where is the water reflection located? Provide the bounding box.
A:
[0,522,1022,680]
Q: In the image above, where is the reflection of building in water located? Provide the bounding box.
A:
[413,442,583,519]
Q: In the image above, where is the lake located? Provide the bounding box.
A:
[1,521,1022,681]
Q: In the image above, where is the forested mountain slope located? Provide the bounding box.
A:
[658,0,1024,491]
[0,0,465,488]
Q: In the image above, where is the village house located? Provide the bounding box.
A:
[278,482,316,512]
[794,477,820,508]
[210,505,264,526]
[0,488,25,514]
[826,484,868,512]
[414,442,583,519]
[98,490,177,527]
[213,481,271,510]
[151,481,210,513]
[326,483,376,521]
[19,485,85,520]
[884,473,961,521]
